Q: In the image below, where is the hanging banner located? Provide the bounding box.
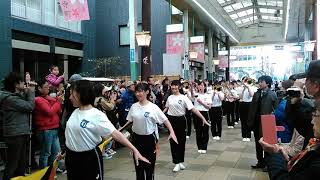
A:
[166,32,184,55]
[189,43,205,62]
[59,0,90,21]
[218,55,229,68]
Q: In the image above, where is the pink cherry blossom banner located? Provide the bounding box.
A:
[189,43,205,62]
[59,0,90,21]
[166,32,184,55]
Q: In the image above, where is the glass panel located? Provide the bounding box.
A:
[235,20,242,25]
[26,0,41,23]
[224,5,233,13]
[262,15,269,19]
[257,0,267,6]
[230,14,238,19]
[12,0,26,17]
[57,4,69,29]
[260,8,268,13]
[246,9,254,15]
[217,0,225,3]
[232,3,243,10]
[43,0,55,26]
[242,18,250,23]
[237,11,247,17]
[242,1,252,7]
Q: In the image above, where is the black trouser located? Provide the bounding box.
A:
[225,101,235,126]
[193,111,210,150]
[168,115,186,164]
[132,132,157,180]
[209,107,223,137]
[66,146,103,180]
[234,100,240,123]
[239,102,251,138]
[185,110,192,136]
[253,126,265,164]
[3,135,29,180]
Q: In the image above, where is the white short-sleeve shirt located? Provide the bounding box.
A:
[242,86,258,102]
[194,93,212,112]
[166,94,194,116]
[65,108,116,152]
[127,102,167,137]
[212,91,224,107]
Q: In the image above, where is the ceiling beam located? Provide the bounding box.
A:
[252,0,262,20]
[229,5,283,15]
[233,12,282,22]
[220,0,241,7]
[259,19,283,24]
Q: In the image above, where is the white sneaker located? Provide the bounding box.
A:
[202,150,207,154]
[212,136,217,140]
[230,126,234,129]
[242,138,247,142]
[173,164,180,172]
[186,136,190,139]
[216,137,221,140]
[198,150,202,153]
[234,122,239,125]
[179,163,185,170]
[246,138,251,142]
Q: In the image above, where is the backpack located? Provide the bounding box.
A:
[0,95,10,140]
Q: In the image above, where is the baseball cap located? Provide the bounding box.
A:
[291,60,320,80]
[126,81,134,87]
[69,74,83,82]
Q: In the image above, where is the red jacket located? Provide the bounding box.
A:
[34,96,61,131]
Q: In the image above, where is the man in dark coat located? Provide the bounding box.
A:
[248,75,278,169]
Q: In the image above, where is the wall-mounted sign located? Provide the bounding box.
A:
[166,24,183,33]
[190,36,204,43]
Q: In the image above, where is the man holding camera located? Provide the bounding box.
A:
[0,72,35,180]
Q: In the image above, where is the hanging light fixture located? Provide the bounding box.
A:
[136,31,151,47]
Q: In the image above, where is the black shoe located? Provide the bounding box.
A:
[251,162,265,169]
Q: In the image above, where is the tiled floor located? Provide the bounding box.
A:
[57,121,268,180]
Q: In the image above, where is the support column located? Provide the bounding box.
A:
[129,0,138,80]
[208,29,213,81]
[213,36,218,76]
[315,0,319,60]
[141,0,151,81]
[226,36,230,81]
[63,55,68,82]
[183,10,189,80]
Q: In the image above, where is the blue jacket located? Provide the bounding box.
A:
[119,89,136,118]
[274,99,292,143]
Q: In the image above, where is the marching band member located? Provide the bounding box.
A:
[239,78,257,142]
[123,83,178,179]
[193,81,212,154]
[163,80,210,172]
[210,84,225,140]
[223,82,239,128]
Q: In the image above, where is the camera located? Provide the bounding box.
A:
[286,87,301,98]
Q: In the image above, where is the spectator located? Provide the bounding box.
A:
[34,79,62,168]
[248,75,278,169]
[0,72,35,180]
[117,81,136,127]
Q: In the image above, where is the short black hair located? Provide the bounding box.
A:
[50,65,59,71]
[35,78,48,96]
[3,72,24,93]
[70,80,95,106]
[135,83,150,92]
[197,81,207,93]
[93,83,104,97]
[258,75,273,88]
[171,80,181,86]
